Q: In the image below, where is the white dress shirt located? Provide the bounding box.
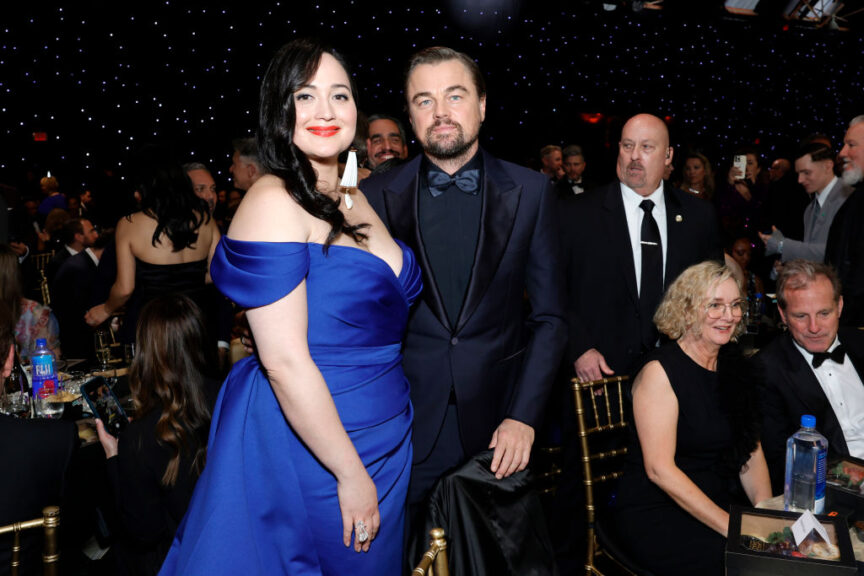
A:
[620,182,667,296]
[794,337,864,458]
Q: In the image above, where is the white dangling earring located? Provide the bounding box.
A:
[339,148,358,209]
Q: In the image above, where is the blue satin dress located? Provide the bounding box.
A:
[159,238,422,575]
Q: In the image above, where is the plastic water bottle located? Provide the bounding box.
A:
[30,338,58,400]
[784,414,829,514]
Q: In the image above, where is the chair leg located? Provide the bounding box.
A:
[42,506,60,576]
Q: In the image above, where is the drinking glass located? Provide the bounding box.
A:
[35,388,64,419]
[94,329,111,370]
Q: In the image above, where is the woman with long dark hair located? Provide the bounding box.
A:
[160,39,421,575]
[95,294,218,576]
[84,145,220,344]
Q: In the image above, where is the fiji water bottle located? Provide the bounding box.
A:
[784,414,829,514]
[30,338,58,400]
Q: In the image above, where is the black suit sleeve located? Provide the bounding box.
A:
[754,353,791,495]
[506,182,568,427]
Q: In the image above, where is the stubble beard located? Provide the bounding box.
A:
[423,120,478,161]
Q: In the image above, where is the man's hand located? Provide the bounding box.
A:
[574,348,614,382]
[758,226,784,256]
[488,418,534,480]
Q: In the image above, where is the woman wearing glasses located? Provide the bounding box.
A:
[613,261,771,576]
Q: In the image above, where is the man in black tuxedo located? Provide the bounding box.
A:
[361,46,566,506]
[562,113,723,382]
[755,260,864,493]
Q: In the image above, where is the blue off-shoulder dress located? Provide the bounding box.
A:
[159,238,422,575]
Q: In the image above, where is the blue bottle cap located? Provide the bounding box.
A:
[801,414,816,428]
[35,338,47,348]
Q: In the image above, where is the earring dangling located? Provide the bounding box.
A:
[339,149,358,209]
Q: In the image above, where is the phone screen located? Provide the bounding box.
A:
[81,377,128,436]
[733,155,747,179]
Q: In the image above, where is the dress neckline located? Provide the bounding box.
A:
[220,236,406,281]
[308,241,405,281]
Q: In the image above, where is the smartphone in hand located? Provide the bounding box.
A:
[733,155,747,180]
[81,376,128,437]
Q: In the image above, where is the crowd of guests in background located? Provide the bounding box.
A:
[4,38,864,575]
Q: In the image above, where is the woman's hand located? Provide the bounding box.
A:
[733,181,752,202]
[85,304,110,327]
[337,470,380,553]
[94,419,119,458]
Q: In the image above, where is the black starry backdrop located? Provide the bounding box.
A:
[2,0,862,194]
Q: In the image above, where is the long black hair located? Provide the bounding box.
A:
[130,143,210,251]
[257,38,366,248]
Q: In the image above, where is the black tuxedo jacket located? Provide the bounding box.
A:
[362,150,567,462]
[755,328,864,494]
[51,251,98,360]
[561,180,723,374]
[825,186,864,326]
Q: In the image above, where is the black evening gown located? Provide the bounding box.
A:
[613,342,734,576]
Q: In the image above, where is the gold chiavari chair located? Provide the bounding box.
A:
[412,527,449,576]
[0,506,60,576]
[573,375,653,576]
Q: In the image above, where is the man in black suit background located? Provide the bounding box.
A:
[361,46,566,507]
[755,260,864,493]
[562,113,723,382]
[826,115,864,326]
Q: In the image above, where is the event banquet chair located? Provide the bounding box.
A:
[412,527,449,576]
[572,375,654,576]
[0,506,60,576]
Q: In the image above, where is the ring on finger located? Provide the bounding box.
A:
[356,520,369,544]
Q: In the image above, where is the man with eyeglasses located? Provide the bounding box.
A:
[184,162,217,214]
[755,259,864,494]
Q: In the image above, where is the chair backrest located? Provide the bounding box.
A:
[572,375,631,575]
[0,506,60,576]
[412,527,449,576]
[32,252,54,273]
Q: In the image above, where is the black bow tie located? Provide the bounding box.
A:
[428,169,480,197]
[812,345,846,368]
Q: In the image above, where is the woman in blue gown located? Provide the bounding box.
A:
[159,39,421,575]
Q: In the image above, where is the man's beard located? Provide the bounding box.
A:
[423,120,478,160]
[842,164,863,186]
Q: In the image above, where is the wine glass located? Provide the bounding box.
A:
[94,329,111,370]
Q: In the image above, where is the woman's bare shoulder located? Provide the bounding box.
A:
[228,175,314,242]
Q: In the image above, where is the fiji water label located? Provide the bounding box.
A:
[31,356,55,397]
[814,448,827,514]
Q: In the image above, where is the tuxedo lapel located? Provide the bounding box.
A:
[602,184,638,305]
[664,186,684,289]
[780,334,825,414]
[381,158,451,331]
[455,152,520,333]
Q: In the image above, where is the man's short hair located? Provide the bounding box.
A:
[562,145,584,160]
[366,114,408,145]
[776,259,842,310]
[795,142,834,164]
[232,137,261,164]
[850,115,864,128]
[183,162,210,173]
[540,145,562,159]
[61,218,85,246]
[405,46,486,98]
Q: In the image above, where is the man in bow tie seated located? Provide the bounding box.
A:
[755,259,864,494]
